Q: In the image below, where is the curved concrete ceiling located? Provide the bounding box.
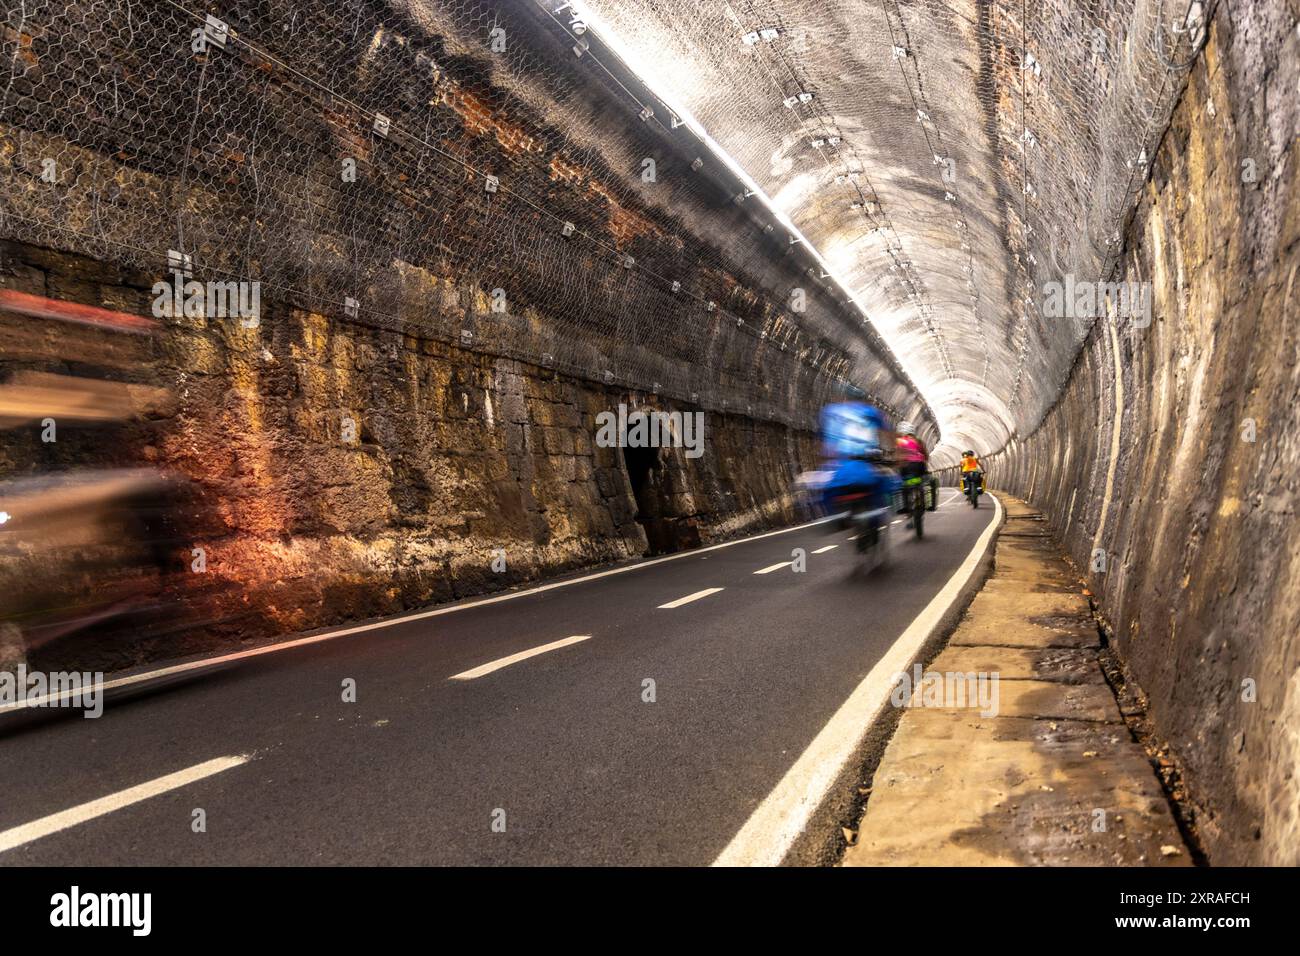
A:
[572,0,1199,465]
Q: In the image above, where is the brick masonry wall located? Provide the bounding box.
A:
[985,7,1300,864]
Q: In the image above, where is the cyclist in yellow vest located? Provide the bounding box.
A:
[960,450,983,497]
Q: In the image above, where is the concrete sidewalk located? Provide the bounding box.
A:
[842,493,1190,866]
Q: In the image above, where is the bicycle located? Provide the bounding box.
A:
[830,491,891,573]
[901,475,926,539]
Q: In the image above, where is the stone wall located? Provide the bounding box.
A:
[985,7,1300,864]
[1,238,819,671]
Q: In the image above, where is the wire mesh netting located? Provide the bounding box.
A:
[0,0,940,433]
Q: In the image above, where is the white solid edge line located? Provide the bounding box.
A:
[0,755,249,855]
[449,635,591,680]
[2,514,835,714]
[657,587,725,609]
[711,492,1004,867]
[753,562,793,575]
[811,545,837,554]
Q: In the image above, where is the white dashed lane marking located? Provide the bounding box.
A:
[449,635,592,680]
[753,562,793,575]
[658,588,725,609]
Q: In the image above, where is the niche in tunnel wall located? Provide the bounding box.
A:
[619,443,702,556]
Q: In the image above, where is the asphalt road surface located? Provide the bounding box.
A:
[0,489,998,865]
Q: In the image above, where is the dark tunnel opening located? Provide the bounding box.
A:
[622,443,658,514]
[621,444,701,556]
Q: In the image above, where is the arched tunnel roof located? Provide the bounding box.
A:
[572,0,1202,465]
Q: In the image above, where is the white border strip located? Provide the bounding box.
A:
[712,493,1003,866]
[1,515,832,714]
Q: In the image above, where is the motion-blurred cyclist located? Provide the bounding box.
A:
[894,421,929,523]
[816,392,898,534]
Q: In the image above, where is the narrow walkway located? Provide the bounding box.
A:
[842,494,1190,866]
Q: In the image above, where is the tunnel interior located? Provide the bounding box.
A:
[0,0,1296,865]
